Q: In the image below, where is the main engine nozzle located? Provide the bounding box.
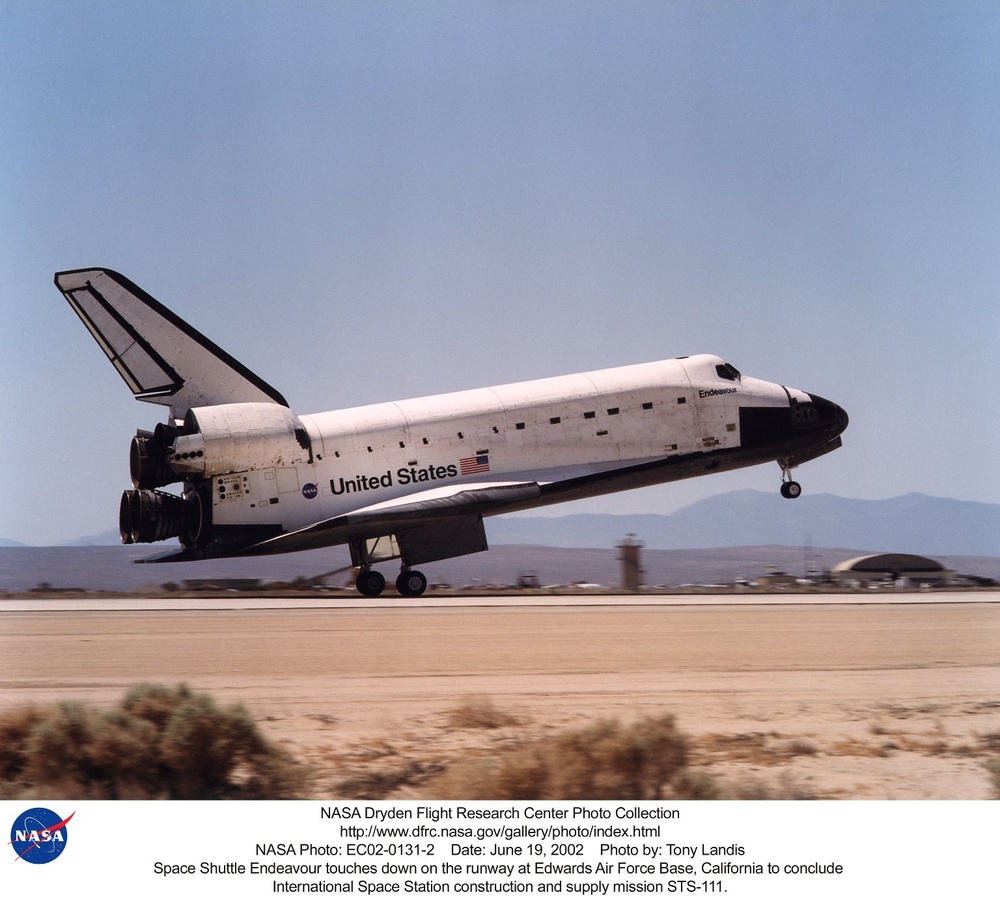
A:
[119,488,202,544]
[130,424,187,490]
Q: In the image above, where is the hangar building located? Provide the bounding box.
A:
[833,553,953,588]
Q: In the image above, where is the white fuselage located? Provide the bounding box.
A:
[199,354,795,534]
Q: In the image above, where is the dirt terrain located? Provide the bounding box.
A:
[2,592,998,799]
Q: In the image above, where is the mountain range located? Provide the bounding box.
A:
[489,491,1000,556]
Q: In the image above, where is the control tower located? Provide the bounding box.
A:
[616,534,645,591]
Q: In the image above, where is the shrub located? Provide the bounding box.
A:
[0,684,306,799]
[987,760,1000,799]
[982,730,1000,799]
[431,714,688,800]
[0,705,47,782]
[446,695,522,730]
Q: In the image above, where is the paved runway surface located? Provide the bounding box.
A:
[3,592,998,798]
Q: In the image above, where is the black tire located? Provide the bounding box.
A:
[356,569,385,597]
[781,481,802,499]
[396,570,427,597]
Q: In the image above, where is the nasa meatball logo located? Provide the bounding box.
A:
[301,482,318,499]
[9,807,74,864]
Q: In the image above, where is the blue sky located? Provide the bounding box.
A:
[2,1,998,545]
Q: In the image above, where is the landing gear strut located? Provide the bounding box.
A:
[778,461,802,499]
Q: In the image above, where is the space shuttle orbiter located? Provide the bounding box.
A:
[56,268,847,596]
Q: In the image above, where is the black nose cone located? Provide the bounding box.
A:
[807,394,849,436]
[739,392,848,452]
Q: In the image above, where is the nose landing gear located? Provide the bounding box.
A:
[780,480,802,499]
[778,461,802,499]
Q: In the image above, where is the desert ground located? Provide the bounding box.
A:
[2,591,998,799]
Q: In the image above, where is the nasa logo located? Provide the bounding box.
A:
[9,807,74,864]
[301,482,318,500]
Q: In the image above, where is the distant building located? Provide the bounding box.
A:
[751,570,798,588]
[183,578,262,592]
[616,535,645,591]
[832,554,954,588]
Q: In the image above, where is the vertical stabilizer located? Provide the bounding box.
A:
[55,268,287,417]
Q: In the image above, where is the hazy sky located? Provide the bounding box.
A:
[2,1,998,545]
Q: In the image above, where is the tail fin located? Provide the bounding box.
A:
[55,268,287,417]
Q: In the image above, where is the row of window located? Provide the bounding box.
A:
[334,395,691,457]
[521,397,690,430]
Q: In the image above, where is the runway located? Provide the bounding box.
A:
[2,591,998,798]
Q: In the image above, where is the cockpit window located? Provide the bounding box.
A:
[716,363,741,381]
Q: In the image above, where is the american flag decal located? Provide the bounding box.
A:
[460,454,491,475]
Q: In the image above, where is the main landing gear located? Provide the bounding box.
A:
[778,461,802,499]
[395,568,428,597]
[355,568,386,597]
[355,567,427,598]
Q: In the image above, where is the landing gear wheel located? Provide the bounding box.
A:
[356,569,385,597]
[780,481,802,500]
[396,569,428,598]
